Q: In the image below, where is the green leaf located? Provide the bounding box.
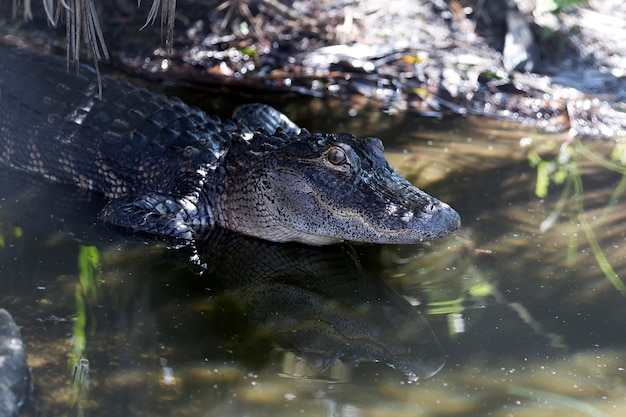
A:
[610,142,626,166]
[535,160,550,198]
[553,167,568,185]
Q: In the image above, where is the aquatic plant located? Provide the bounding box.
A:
[71,245,101,363]
[529,137,626,297]
[0,223,23,249]
[69,245,101,415]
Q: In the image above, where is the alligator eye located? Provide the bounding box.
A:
[326,147,347,165]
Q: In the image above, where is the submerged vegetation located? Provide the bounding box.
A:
[529,136,626,297]
[71,245,101,366]
[69,245,101,415]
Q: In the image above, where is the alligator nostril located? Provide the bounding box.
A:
[424,203,438,213]
[424,201,460,234]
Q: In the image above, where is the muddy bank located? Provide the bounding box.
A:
[1,0,624,138]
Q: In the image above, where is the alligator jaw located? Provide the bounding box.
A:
[298,187,460,245]
[267,185,460,245]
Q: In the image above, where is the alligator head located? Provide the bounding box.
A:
[218,129,460,245]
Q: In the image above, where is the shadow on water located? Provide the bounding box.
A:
[196,229,446,382]
[1,104,626,416]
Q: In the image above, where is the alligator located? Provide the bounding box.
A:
[0,46,460,245]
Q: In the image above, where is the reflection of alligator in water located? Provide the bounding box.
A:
[0,308,28,417]
[0,46,459,246]
[197,229,445,382]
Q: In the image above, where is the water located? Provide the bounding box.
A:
[1,95,625,417]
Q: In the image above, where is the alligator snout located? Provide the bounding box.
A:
[422,201,461,239]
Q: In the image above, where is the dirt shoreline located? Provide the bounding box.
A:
[1,0,624,137]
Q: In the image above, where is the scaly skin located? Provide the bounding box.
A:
[0,46,460,245]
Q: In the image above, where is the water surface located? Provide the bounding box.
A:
[1,95,625,417]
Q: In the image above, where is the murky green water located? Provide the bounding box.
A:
[1,93,625,417]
